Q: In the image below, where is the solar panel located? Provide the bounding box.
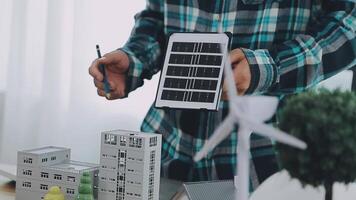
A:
[155,33,230,110]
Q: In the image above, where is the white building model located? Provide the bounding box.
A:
[99,130,162,200]
[16,146,99,200]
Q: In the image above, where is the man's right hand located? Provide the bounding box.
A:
[89,50,130,100]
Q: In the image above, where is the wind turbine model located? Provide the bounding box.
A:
[194,50,307,200]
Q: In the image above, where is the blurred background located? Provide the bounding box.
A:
[0,0,354,166]
[0,0,159,165]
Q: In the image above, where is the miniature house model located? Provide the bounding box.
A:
[173,180,237,200]
[16,146,99,200]
[99,130,162,200]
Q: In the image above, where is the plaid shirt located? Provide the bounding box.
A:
[120,0,356,189]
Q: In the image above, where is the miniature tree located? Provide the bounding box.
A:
[76,172,94,200]
[44,186,65,200]
[277,89,356,200]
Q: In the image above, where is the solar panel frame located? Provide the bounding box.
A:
[155,32,231,111]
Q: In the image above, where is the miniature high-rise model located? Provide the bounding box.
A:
[99,130,162,200]
[16,146,99,200]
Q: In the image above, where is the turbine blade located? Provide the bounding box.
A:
[224,54,238,100]
[243,119,307,150]
[194,114,235,162]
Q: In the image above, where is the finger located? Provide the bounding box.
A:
[97,88,113,99]
[89,59,104,81]
[221,81,229,101]
[230,48,245,64]
[233,60,251,95]
[107,80,117,92]
[97,86,125,100]
[97,88,106,97]
[94,79,104,90]
[105,92,122,100]
[89,50,124,79]
[100,90,123,100]
[222,79,228,94]
[102,51,123,64]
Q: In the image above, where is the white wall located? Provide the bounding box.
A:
[0,0,159,165]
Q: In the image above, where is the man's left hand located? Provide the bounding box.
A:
[222,48,251,99]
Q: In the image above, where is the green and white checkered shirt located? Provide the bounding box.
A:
[120,0,356,190]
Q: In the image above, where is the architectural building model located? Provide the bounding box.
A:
[99,130,162,200]
[173,180,237,200]
[16,146,99,200]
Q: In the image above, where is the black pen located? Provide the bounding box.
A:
[96,45,111,99]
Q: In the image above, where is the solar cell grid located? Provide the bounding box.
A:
[172,42,222,53]
[155,33,230,110]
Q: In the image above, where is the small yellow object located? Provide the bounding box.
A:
[44,186,65,200]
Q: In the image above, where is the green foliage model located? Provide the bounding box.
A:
[76,172,94,200]
[277,89,356,200]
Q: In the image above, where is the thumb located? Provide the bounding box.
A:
[230,48,245,64]
[97,56,119,65]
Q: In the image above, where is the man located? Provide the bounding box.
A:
[89,0,355,191]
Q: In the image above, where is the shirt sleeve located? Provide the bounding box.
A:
[119,0,165,96]
[243,1,356,95]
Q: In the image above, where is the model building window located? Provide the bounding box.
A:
[42,158,48,163]
[118,186,124,192]
[150,137,157,147]
[66,188,75,194]
[40,184,48,190]
[120,136,127,146]
[22,181,31,188]
[148,150,155,200]
[23,169,32,176]
[148,188,154,200]
[23,157,33,164]
[54,174,62,180]
[104,134,117,145]
[129,137,142,148]
[138,138,142,147]
[119,150,126,158]
[119,158,125,164]
[51,156,56,161]
[67,176,76,182]
[119,162,125,169]
[41,172,49,178]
